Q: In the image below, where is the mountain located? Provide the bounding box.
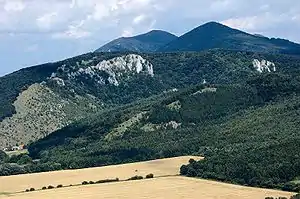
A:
[2,49,297,147]
[159,22,300,54]
[28,73,300,192]
[95,30,177,53]
[1,49,300,192]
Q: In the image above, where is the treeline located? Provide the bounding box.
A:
[0,151,63,176]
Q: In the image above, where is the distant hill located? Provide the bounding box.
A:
[95,30,177,52]
[159,22,300,54]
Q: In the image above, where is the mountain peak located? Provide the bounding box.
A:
[95,30,177,53]
[159,21,300,54]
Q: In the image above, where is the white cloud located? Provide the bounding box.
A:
[133,14,147,25]
[222,16,259,31]
[4,0,25,12]
[36,12,58,30]
[52,20,91,39]
[122,27,134,37]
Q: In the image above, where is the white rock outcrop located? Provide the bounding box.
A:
[70,54,154,86]
[253,59,276,73]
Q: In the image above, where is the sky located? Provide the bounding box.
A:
[0,0,300,76]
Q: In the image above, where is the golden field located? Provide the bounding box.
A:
[0,156,294,199]
[0,156,202,193]
[0,176,293,199]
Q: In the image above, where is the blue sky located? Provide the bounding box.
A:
[0,0,300,76]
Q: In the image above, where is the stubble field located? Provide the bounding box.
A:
[0,156,293,199]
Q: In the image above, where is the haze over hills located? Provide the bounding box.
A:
[95,30,178,53]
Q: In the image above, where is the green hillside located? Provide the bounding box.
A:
[3,50,297,147]
[19,73,300,192]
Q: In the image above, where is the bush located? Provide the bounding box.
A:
[42,187,47,190]
[57,184,63,188]
[146,173,154,179]
[29,188,35,192]
[127,175,143,181]
[89,181,95,184]
[25,189,30,192]
[48,185,54,189]
[180,165,188,175]
[0,150,8,163]
[96,178,119,184]
[82,181,89,185]
[189,158,196,164]
[291,194,300,199]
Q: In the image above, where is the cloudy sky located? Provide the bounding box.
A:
[0,0,300,76]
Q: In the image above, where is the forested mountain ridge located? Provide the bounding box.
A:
[95,30,178,52]
[95,22,300,55]
[159,22,300,54]
[1,50,300,148]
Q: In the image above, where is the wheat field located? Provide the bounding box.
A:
[0,156,202,193]
[0,156,294,199]
[0,176,293,199]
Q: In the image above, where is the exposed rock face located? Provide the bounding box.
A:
[69,54,154,86]
[50,77,65,86]
[253,59,276,73]
[164,121,182,129]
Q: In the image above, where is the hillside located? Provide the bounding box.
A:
[21,72,300,190]
[3,50,298,147]
[159,22,300,54]
[95,30,177,52]
[0,49,300,191]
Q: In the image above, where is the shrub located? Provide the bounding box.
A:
[42,187,47,190]
[96,178,119,184]
[127,175,143,181]
[57,184,63,188]
[82,181,89,185]
[291,194,300,199]
[29,188,35,192]
[89,181,95,184]
[25,189,30,192]
[180,165,188,175]
[146,173,154,179]
[48,185,54,189]
[189,158,196,164]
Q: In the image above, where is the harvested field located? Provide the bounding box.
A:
[0,176,293,199]
[0,156,202,193]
